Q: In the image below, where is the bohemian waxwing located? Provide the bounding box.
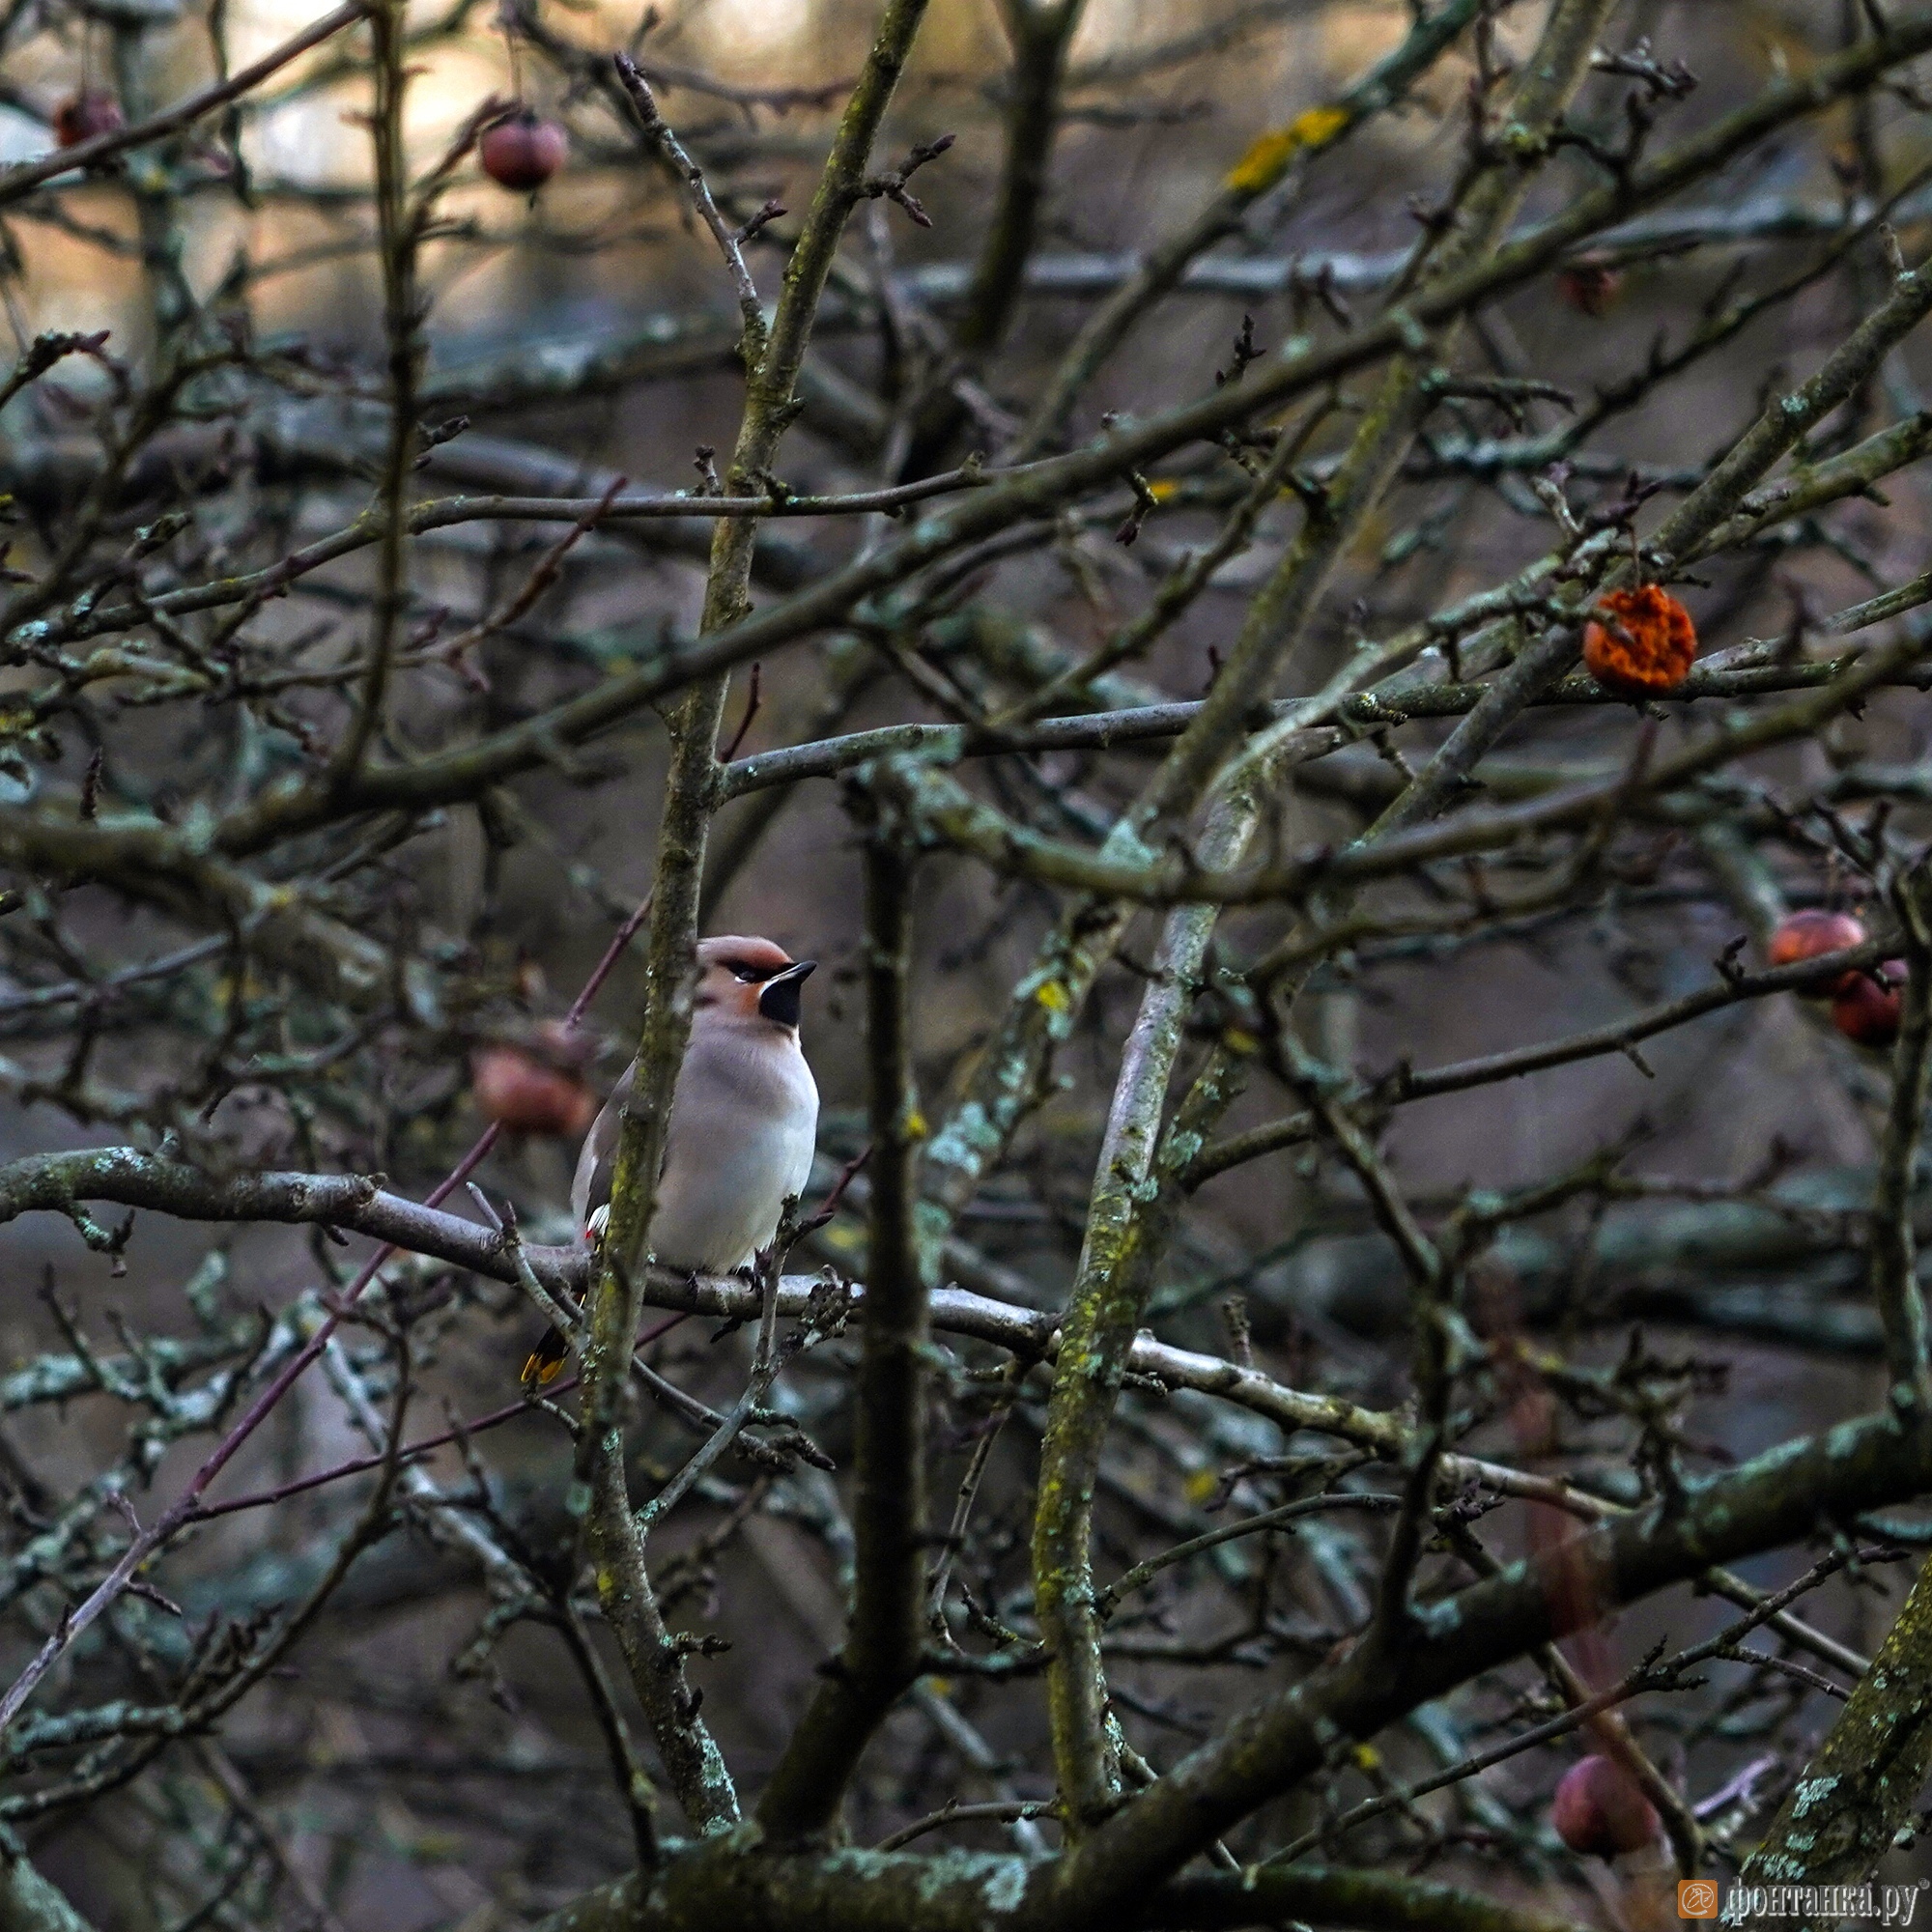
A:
[521,936,818,1384]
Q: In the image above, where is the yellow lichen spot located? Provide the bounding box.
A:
[1223,103,1350,193]
[1035,980,1071,1013]
[1148,478,1181,503]
[1223,1028,1259,1056]
[927,1676,952,1697]
[904,1107,929,1140]
[1184,1467,1220,1505]
[1293,102,1350,148]
[1351,1743,1380,1773]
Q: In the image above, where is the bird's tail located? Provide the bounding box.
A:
[520,1214,601,1385]
[521,1324,568,1388]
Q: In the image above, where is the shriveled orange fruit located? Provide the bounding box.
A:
[1582,584,1696,696]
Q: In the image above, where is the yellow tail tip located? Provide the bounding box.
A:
[521,1335,567,1388]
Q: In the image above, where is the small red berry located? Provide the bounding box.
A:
[1768,909,1866,996]
[1582,584,1697,697]
[53,90,123,149]
[1552,1754,1659,1859]
[1832,962,1906,1050]
[479,110,566,192]
[470,1043,598,1138]
[1556,259,1623,318]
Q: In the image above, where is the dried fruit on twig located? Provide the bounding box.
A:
[1556,259,1623,317]
[1832,962,1905,1049]
[1552,1753,1659,1859]
[1768,908,1865,996]
[1582,584,1697,696]
[480,109,566,192]
[470,1043,597,1137]
[54,90,124,148]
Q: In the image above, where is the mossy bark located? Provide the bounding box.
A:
[1737,1556,1932,1923]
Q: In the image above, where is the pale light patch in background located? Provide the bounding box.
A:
[229,0,347,65]
[251,88,364,188]
[10,216,142,353]
[685,0,815,67]
[1317,0,1416,82]
[0,24,98,159]
[1069,0,1419,90]
[0,107,49,165]
[1067,0,1174,63]
[1319,0,1470,150]
[403,46,517,161]
[248,33,508,187]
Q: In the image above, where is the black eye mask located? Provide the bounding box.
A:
[757,959,815,1026]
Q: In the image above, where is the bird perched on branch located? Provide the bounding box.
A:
[522,935,818,1386]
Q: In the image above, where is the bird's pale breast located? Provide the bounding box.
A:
[649,1025,817,1272]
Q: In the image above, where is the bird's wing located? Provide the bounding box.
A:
[570,1061,636,1231]
[782,1080,818,1203]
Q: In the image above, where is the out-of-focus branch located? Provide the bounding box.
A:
[1031,1401,1932,1928]
[716,648,1932,801]
[1355,28,1920,853]
[758,810,925,1834]
[1147,1862,1596,1932]
[0,1847,100,1931]
[325,0,414,789]
[525,1847,1598,1932]
[1869,866,1932,1403]
[1278,1036,1448,1641]
[865,619,1932,907]
[0,0,366,209]
[1016,0,1484,455]
[1121,0,1616,846]
[960,0,1084,364]
[1188,932,1893,1184]
[898,0,1083,473]
[162,9,1932,863]
[0,810,389,1005]
[908,0,1619,1348]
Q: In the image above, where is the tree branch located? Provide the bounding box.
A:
[758,808,926,1835]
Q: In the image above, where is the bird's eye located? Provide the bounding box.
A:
[731,965,770,982]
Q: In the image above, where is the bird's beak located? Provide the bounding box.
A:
[757,958,815,1027]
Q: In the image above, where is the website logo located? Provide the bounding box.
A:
[1678,1880,1719,1920]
